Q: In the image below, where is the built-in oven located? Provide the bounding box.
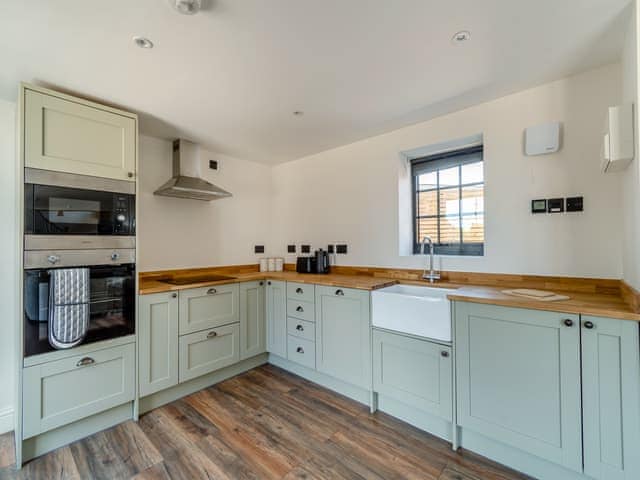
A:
[24,260,136,357]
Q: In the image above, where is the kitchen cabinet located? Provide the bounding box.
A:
[581,315,640,480]
[287,282,315,303]
[178,323,240,383]
[372,329,452,421]
[455,302,582,472]
[315,286,371,389]
[22,342,135,439]
[138,292,179,397]
[178,283,239,335]
[287,335,316,369]
[266,280,287,357]
[239,281,266,360]
[23,86,136,182]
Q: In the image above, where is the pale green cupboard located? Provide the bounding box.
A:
[239,281,266,360]
[455,302,583,473]
[138,292,179,397]
[315,286,371,389]
[266,280,287,358]
[372,329,452,421]
[581,315,640,480]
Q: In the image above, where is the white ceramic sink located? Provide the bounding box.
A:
[371,284,455,342]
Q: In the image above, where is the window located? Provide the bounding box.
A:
[411,145,484,256]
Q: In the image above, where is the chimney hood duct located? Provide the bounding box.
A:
[154,139,232,201]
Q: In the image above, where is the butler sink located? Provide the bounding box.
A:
[371,284,455,342]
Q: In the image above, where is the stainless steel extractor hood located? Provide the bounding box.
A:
[154,139,232,201]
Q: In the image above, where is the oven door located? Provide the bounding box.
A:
[25,183,134,236]
[24,263,136,357]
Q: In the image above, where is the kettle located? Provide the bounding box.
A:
[315,249,330,274]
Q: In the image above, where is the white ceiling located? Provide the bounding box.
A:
[0,0,631,164]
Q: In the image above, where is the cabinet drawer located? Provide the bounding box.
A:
[178,283,239,335]
[287,317,315,342]
[287,335,316,369]
[179,323,240,383]
[23,342,135,439]
[287,299,315,322]
[287,282,315,303]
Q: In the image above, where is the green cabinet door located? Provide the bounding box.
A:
[266,280,287,358]
[373,329,452,421]
[138,292,179,397]
[581,315,640,480]
[455,302,582,472]
[239,281,266,360]
[315,286,371,389]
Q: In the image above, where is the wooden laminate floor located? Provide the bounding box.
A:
[0,365,532,480]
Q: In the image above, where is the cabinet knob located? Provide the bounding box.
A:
[267,281,272,286]
[583,321,595,330]
[171,293,177,298]
[111,252,120,261]
[563,319,574,327]
[296,287,304,294]
[76,357,95,367]
[127,172,134,178]
[207,288,217,295]
[296,306,304,312]
[296,347,304,354]
[207,331,218,339]
[441,351,449,358]
[259,281,264,286]
[47,254,60,265]
[335,289,344,296]
[296,324,304,331]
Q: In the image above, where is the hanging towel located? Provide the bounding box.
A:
[48,268,90,349]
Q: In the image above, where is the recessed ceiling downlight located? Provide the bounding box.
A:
[133,36,154,49]
[451,30,471,44]
[170,0,202,15]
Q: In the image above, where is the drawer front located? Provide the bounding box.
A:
[286,282,315,303]
[178,283,239,335]
[287,317,315,342]
[179,323,240,383]
[287,299,315,322]
[287,335,316,369]
[23,342,135,439]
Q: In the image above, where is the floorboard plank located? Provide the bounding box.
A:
[0,432,15,469]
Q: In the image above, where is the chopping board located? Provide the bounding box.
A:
[501,288,570,302]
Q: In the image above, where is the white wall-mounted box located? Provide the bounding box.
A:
[524,122,561,156]
[601,104,634,173]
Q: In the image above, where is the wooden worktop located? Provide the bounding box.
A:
[139,264,640,322]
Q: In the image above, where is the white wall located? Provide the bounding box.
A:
[621,1,640,291]
[271,64,624,278]
[0,99,16,433]
[138,135,273,271]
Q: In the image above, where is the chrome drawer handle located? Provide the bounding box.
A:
[207,331,218,339]
[296,347,304,354]
[584,321,595,330]
[335,289,344,296]
[296,324,304,331]
[207,288,217,295]
[171,293,177,298]
[296,287,304,294]
[76,357,95,367]
[296,306,304,312]
[441,351,449,358]
[563,318,574,327]
[47,255,60,265]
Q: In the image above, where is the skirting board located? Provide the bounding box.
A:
[268,354,371,406]
[0,406,13,435]
[139,354,268,414]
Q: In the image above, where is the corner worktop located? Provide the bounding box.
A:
[138,265,640,322]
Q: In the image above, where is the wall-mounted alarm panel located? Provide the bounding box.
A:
[525,122,561,156]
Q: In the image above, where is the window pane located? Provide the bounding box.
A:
[439,187,459,217]
[417,172,437,190]
[438,166,459,187]
[461,185,484,214]
[461,161,483,184]
[417,190,437,216]
[416,217,438,244]
[439,216,461,243]
[461,213,484,243]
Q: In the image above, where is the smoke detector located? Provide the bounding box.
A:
[170,0,202,15]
